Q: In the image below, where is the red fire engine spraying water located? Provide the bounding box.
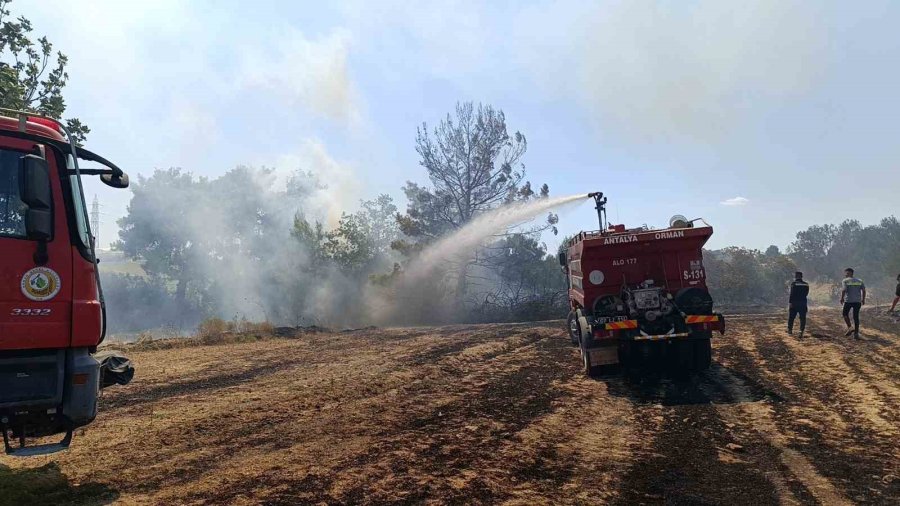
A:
[560,192,725,377]
[0,109,133,456]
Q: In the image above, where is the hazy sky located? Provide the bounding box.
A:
[24,0,899,251]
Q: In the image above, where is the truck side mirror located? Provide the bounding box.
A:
[19,155,53,241]
[558,251,567,268]
[100,171,129,189]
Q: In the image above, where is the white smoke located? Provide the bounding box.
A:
[237,28,361,126]
[521,0,826,142]
[266,139,362,228]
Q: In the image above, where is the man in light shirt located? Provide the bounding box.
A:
[840,267,866,340]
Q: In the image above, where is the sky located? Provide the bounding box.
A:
[22,0,900,252]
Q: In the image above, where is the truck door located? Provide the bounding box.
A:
[0,142,73,350]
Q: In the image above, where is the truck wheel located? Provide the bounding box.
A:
[581,346,602,378]
[693,338,712,371]
[671,339,694,377]
[566,311,579,346]
[619,342,641,382]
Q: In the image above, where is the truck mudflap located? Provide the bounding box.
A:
[586,345,619,366]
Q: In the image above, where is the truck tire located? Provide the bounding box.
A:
[577,315,590,346]
[566,311,579,346]
[693,338,712,371]
[581,346,602,378]
[670,339,695,377]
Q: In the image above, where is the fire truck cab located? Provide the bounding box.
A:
[0,109,130,456]
[560,193,725,377]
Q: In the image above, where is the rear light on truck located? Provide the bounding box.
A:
[72,373,90,385]
[592,328,615,340]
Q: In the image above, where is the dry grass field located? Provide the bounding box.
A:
[1,309,898,505]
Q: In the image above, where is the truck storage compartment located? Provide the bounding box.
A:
[0,349,64,407]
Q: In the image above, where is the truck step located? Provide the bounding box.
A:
[2,427,72,457]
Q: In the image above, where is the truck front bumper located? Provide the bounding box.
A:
[0,347,100,456]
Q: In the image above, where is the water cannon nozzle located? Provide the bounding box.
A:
[588,191,608,229]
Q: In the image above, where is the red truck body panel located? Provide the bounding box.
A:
[567,226,712,313]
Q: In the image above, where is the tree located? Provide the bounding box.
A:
[469,234,567,321]
[357,194,400,257]
[704,247,797,305]
[788,218,900,285]
[396,102,549,244]
[789,224,836,278]
[320,194,400,276]
[394,102,551,305]
[0,0,89,143]
[114,168,206,309]
[115,166,326,324]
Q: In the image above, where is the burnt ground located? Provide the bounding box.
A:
[1,308,898,505]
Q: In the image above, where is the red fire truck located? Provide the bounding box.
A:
[560,193,725,377]
[1,109,131,456]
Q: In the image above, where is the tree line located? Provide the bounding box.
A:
[705,217,900,306]
[104,103,566,331]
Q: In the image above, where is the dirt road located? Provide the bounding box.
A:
[2,309,898,505]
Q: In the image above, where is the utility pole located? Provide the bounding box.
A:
[90,195,100,248]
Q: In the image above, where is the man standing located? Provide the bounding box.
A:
[889,273,899,314]
[788,271,809,338]
[840,268,866,339]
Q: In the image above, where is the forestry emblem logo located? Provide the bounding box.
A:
[21,267,61,301]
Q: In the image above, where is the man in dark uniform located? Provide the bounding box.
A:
[788,271,809,338]
[840,267,866,340]
[889,273,899,314]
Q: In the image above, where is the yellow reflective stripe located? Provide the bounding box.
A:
[685,315,719,324]
[604,320,638,330]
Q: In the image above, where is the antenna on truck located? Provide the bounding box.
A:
[587,192,608,231]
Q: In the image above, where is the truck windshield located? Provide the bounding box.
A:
[0,148,27,239]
